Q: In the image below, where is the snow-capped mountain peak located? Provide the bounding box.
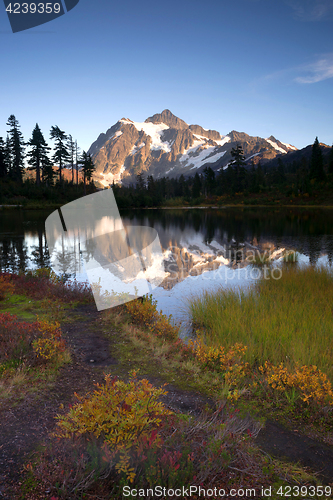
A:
[88,110,297,187]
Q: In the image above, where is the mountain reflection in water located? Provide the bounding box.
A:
[1,207,333,288]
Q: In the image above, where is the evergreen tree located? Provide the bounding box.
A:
[26,124,51,186]
[79,151,96,194]
[0,138,7,178]
[42,156,56,187]
[147,175,156,200]
[50,126,69,185]
[248,161,256,192]
[136,172,146,191]
[328,144,333,175]
[203,166,215,196]
[277,158,286,185]
[298,157,308,193]
[157,177,167,200]
[75,140,81,185]
[309,137,325,181]
[4,135,12,176]
[216,167,226,195]
[229,144,246,192]
[165,177,175,199]
[178,174,186,197]
[6,115,25,183]
[256,161,265,189]
[192,172,202,198]
[67,134,75,184]
[225,163,235,194]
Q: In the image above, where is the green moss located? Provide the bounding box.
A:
[0,294,37,320]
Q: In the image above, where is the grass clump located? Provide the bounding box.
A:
[186,265,333,430]
[189,265,333,381]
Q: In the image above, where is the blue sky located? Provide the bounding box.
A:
[1,0,333,152]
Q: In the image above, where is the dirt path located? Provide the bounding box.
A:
[0,304,333,498]
[0,305,106,497]
[0,304,214,498]
[256,420,333,483]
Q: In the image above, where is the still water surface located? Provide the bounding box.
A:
[1,207,333,331]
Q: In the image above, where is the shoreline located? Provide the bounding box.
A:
[2,203,333,210]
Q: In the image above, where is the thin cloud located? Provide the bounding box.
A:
[251,54,333,88]
[295,55,333,83]
[284,0,333,21]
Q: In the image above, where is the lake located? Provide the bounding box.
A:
[1,206,333,333]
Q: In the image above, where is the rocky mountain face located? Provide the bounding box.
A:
[88,110,297,187]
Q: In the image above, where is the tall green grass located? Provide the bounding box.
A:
[189,265,333,381]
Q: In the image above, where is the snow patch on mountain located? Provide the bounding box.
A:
[130,142,145,155]
[245,152,261,161]
[215,136,231,147]
[182,138,207,157]
[120,119,171,152]
[180,135,230,169]
[265,139,287,154]
[280,141,297,151]
[99,165,126,187]
[192,134,208,141]
[113,131,123,140]
[186,147,226,170]
[97,130,123,152]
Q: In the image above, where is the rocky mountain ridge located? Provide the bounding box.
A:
[88,110,297,187]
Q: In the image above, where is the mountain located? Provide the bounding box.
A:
[88,110,297,187]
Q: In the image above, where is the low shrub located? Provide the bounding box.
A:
[0,312,38,365]
[259,361,333,407]
[126,295,179,341]
[53,371,173,482]
[188,336,250,400]
[0,312,67,374]
[3,269,93,304]
[32,317,66,361]
[24,397,265,499]
[0,273,15,300]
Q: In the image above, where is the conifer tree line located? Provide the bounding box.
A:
[0,114,95,192]
[113,138,333,208]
